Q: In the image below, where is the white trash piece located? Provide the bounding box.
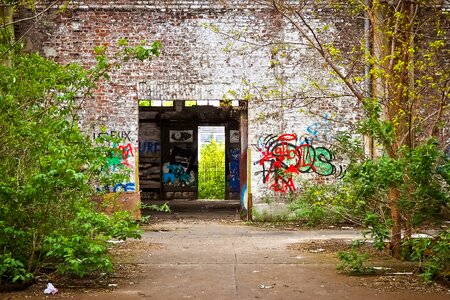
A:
[44,283,58,295]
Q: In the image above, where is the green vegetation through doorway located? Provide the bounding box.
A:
[198,126,225,200]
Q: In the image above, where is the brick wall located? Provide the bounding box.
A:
[18,0,365,216]
[246,12,365,216]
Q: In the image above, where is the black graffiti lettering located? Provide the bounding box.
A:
[121,131,131,141]
[93,130,132,142]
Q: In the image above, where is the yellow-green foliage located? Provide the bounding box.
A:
[198,139,225,199]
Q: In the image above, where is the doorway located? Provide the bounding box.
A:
[198,126,226,200]
[138,101,241,201]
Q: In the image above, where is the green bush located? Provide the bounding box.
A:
[198,139,225,199]
[337,240,373,275]
[285,139,449,281]
[288,182,359,226]
[341,138,449,280]
[344,140,450,230]
[44,203,142,278]
[0,41,160,285]
[0,253,33,286]
[290,200,328,226]
[400,230,450,283]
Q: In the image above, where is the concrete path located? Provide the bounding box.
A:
[81,220,448,300]
[4,215,449,300]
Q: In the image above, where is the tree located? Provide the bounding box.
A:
[0,1,70,62]
[268,0,449,258]
[216,0,449,258]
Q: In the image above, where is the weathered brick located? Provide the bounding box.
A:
[17,0,366,215]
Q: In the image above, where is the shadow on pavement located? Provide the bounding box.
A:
[142,199,241,221]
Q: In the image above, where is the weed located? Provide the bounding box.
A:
[337,240,374,274]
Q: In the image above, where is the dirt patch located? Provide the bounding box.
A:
[289,239,384,256]
[111,239,164,255]
[249,220,359,231]
[357,275,447,294]
[289,239,450,294]
[1,240,162,299]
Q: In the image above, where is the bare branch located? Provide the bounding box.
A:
[0,0,62,29]
[269,3,367,106]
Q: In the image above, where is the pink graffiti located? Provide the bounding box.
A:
[118,143,134,168]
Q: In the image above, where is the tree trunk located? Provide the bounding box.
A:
[0,4,14,66]
[404,213,412,239]
[0,4,14,38]
[389,187,402,258]
[373,0,417,259]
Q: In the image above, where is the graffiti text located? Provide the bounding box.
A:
[255,134,343,193]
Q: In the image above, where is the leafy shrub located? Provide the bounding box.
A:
[341,138,449,280]
[0,40,160,285]
[44,202,142,278]
[288,182,360,226]
[288,139,449,281]
[290,200,328,226]
[0,253,33,287]
[198,139,225,199]
[344,139,449,230]
[337,240,374,274]
[362,213,391,251]
[401,230,450,283]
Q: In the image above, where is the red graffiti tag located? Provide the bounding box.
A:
[118,143,134,168]
[255,134,343,193]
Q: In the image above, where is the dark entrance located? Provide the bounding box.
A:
[138,100,240,202]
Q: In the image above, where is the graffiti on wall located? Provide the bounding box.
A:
[255,134,344,193]
[93,130,132,142]
[163,146,197,187]
[96,141,136,193]
[114,183,135,192]
[163,163,195,186]
[92,127,137,193]
[169,130,194,143]
[96,183,136,193]
[139,141,161,156]
[306,113,330,143]
[107,143,135,171]
[228,148,240,191]
[230,130,240,143]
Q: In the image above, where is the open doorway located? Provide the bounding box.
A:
[138,101,241,202]
[198,126,226,200]
[138,102,243,219]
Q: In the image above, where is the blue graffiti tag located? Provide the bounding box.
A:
[139,141,161,155]
[228,148,240,191]
[113,182,136,192]
[97,182,136,193]
[163,163,194,186]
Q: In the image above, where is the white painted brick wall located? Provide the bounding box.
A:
[22,0,364,212]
